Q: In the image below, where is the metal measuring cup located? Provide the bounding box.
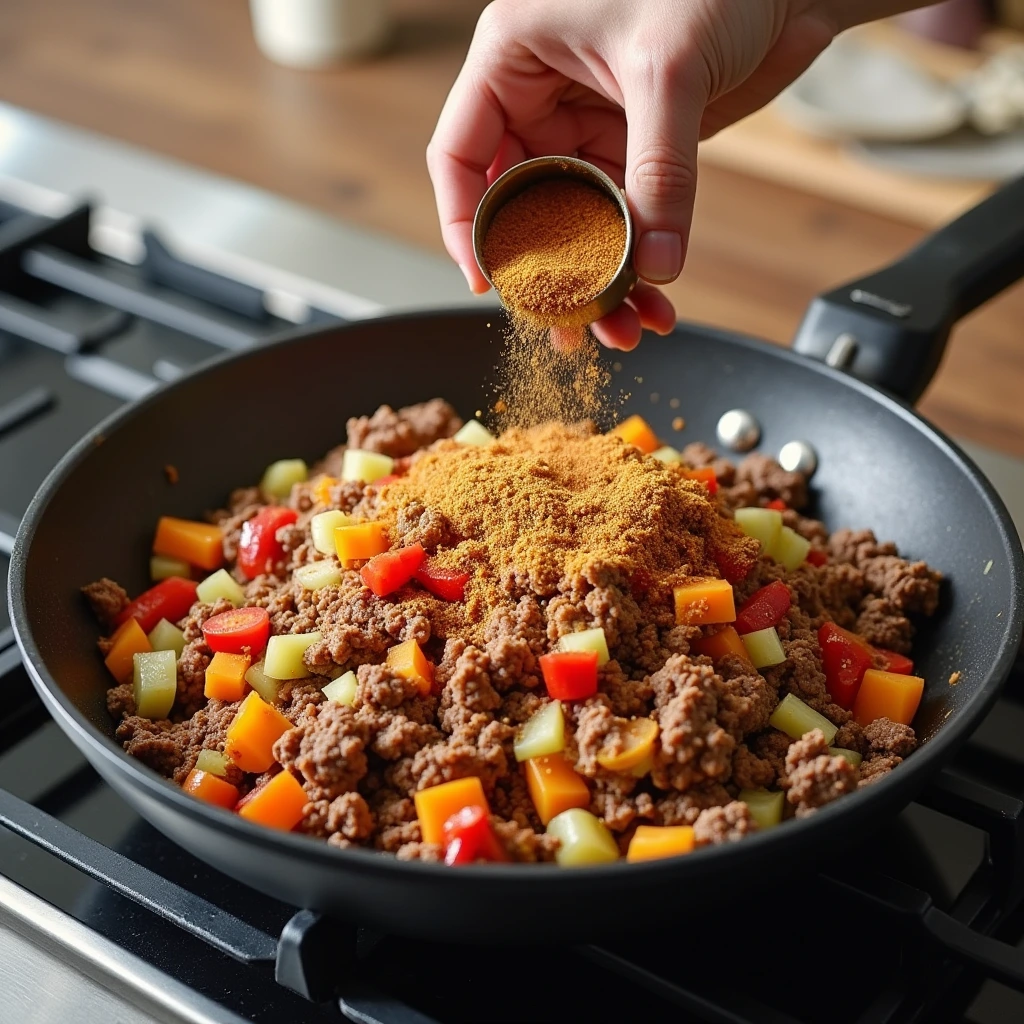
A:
[472,156,637,329]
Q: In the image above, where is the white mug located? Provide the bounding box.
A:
[249,0,391,69]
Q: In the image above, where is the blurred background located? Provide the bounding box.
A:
[0,0,1023,456]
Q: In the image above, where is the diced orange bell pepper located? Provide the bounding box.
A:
[182,768,240,809]
[690,625,752,666]
[414,776,488,845]
[852,669,925,728]
[103,618,153,683]
[386,638,434,696]
[683,467,718,495]
[313,475,338,505]
[334,522,389,563]
[595,718,660,772]
[224,691,293,773]
[608,414,659,455]
[204,651,251,701]
[523,754,591,825]
[237,770,307,831]
[626,825,695,863]
[153,516,224,571]
[673,578,736,626]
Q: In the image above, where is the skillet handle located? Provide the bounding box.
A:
[792,174,1024,403]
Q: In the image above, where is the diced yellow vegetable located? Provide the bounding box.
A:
[829,746,863,768]
[453,419,496,446]
[626,825,695,862]
[341,449,394,484]
[195,749,231,777]
[771,525,811,571]
[769,693,838,745]
[104,619,153,683]
[264,631,322,680]
[852,669,925,728]
[244,660,281,703]
[312,475,338,506]
[513,701,565,762]
[608,415,659,455]
[132,649,178,720]
[147,618,186,658]
[596,718,659,772]
[195,569,246,607]
[150,554,191,581]
[414,777,488,845]
[294,562,342,591]
[546,808,620,866]
[310,509,350,556]
[385,638,434,696]
[335,522,389,563]
[650,445,681,464]
[557,627,610,667]
[224,692,293,773]
[261,459,308,499]
[741,626,787,669]
[523,755,590,825]
[673,578,736,626]
[204,652,250,701]
[322,670,358,706]
[739,788,784,829]
[734,507,783,555]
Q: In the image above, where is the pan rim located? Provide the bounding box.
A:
[9,307,1024,886]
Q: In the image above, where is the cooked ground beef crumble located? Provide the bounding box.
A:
[86,399,941,863]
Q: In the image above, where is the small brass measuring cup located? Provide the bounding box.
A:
[472,156,637,329]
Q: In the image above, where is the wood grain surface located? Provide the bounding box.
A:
[0,0,1022,455]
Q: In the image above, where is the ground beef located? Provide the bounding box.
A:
[346,399,461,458]
[859,754,903,787]
[115,716,189,777]
[655,784,732,825]
[304,791,374,841]
[833,720,867,755]
[693,801,756,846]
[732,743,777,789]
[273,701,369,801]
[493,818,560,862]
[863,717,917,758]
[82,578,129,629]
[734,453,808,509]
[106,682,136,720]
[784,728,858,817]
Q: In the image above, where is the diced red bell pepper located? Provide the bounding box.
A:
[360,544,426,597]
[735,580,791,636]
[538,651,599,700]
[414,560,471,601]
[373,475,401,487]
[238,507,299,580]
[818,622,874,710]
[806,549,828,567]
[442,804,508,866]
[114,576,199,634]
[714,548,756,585]
[202,606,271,656]
[766,499,788,512]
[875,647,914,675]
[683,467,718,496]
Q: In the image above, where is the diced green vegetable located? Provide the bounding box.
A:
[147,618,186,658]
[771,525,812,571]
[244,660,281,703]
[195,569,246,607]
[514,701,565,762]
[295,562,343,591]
[650,445,681,464]
[132,649,178,719]
[322,670,358,706]
[741,626,787,669]
[769,693,838,745]
[150,554,191,581]
[547,808,620,866]
[195,749,231,777]
[558,627,610,667]
[734,507,783,555]
[341,449,394,484]
[453,419,495,446]
[261,459,308,499]
[264,631,322,680]
[310,509,350,556]
[739,788,784,829]
[829,746,863,768]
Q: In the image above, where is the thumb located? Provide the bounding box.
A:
[623,57,709,284]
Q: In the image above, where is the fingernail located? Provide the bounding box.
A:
[636,231,683,284]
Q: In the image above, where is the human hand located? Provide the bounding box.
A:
[427,0,901,350]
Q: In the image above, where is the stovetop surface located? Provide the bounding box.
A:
[3,105,1024,1024]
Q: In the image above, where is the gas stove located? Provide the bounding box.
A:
[3,103,1024,1024]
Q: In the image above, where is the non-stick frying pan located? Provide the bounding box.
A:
[9,177,1024,943]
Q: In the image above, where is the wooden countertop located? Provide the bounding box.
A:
[2,0,1023,455]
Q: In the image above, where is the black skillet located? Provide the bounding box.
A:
[9,176,1024,943]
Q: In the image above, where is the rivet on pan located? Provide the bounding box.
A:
[778,441,818,477]
[825,333,858,369]
[716,410,760,452]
